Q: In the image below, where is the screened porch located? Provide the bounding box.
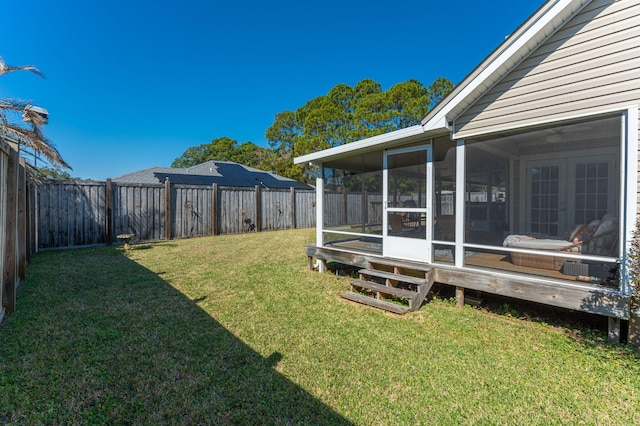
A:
[317,114,624,290]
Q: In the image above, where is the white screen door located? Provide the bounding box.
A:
[383,145,432,261]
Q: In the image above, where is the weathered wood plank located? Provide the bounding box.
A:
[434,267,630,319]
[351,279,418,299]
[164,179,171,240]
[358,269,427,286]
[369,259,433,273]
[290,187,296,230]
[212,183,218,236]
[4,147,18,313]
[307,244,631,320]
[0,148,7,313]
[17,159,26,282]
[254,185,260,232]
[341,291,409,314]
[106,178,113,244]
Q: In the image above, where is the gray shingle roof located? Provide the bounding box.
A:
[112,160,312,190]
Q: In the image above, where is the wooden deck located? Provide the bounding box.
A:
[306,244,631,320]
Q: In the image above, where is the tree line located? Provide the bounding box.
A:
[172,77,453,184]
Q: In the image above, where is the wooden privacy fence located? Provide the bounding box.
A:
[1,138,34,320]
[36,179,316,249]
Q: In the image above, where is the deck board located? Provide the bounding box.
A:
[306,244,630,319]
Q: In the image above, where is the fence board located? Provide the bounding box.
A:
[261,189,290,231]
[35,181,316,249]
[295,190,316,229]
[0,147,7,315]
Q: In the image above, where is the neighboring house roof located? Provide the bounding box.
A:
[112,160,313,190]
[295,0,592,166]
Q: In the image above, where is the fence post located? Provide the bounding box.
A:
[4,146,18,313]
[105,178,113,245]
[164,178,171,240]
[290,187,296,230]
[343,191,348,225]
[17,158,26,283]
[254,185,261,232]
[211,183,218,236]
[25,180,34,261]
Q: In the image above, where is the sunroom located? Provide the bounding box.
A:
[302,110,629,286]
[295,0,640,342]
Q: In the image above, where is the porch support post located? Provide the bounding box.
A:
[455,286,465,308]
[316,165,326,273]
[607,317,621,344]
[455,140,465,267]
[629,296,640,348]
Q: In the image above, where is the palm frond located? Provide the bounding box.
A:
[1,56,68,169]
[0,99,30,113]
[1,124,71,170]
[0,57,44,78]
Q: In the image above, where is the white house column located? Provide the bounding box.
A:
[622,106,639,296]
[455,140,466,268]
[315,164,327,272]
[316,164,324,247]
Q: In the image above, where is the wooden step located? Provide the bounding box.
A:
[340,291,410,315]
[368,259,433,273]
[350,279,418,299]
[358,269,427,285]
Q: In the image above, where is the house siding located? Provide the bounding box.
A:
[454,0,640,138]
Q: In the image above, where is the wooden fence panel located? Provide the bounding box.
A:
[295,190,316,229]
[113,183,164,241]
[172,185,212,238]
[37,181,105,248]
[260,189,290,231]
[36,181,316,249]
[323,192,343,227]
[219,188,256,234]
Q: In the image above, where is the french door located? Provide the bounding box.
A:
[383,145,432,262]
[525,154,617,236]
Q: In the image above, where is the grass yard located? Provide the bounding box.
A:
[1,228,640,424]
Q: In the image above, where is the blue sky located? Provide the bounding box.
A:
[2,0,543,180]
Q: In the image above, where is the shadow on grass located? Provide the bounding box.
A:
[0,246,353,425]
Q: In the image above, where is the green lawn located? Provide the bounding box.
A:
[1,228,639,425]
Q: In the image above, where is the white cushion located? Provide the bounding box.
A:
[507,239,574,251]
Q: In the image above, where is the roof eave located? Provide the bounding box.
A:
[293,124,449,166]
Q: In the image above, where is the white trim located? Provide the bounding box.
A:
[383,145,431,262]
[322,229,383,239]
[294,125,426,165]
[455,140,466,267]
[464,243,618,264]
[621,106,638,295]
[382,154,389,240]
[432,240,455,246]
[316,172,324,247]
[426,142,434,262]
